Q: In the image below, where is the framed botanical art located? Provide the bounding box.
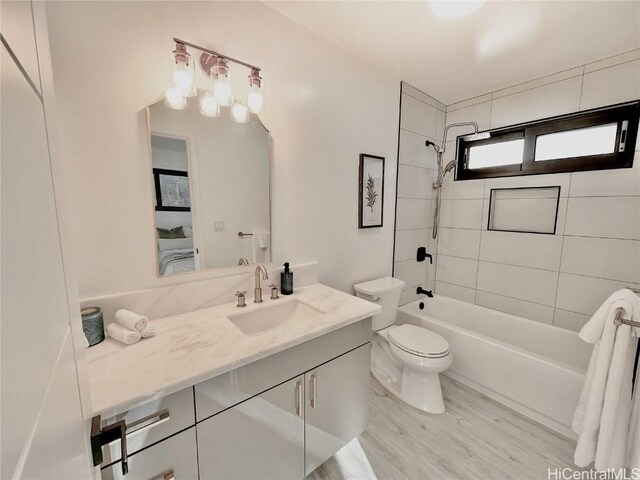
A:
[358,154,385,228]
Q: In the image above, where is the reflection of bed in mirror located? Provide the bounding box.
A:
[157,236,195,276]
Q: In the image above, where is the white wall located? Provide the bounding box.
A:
[1,2,90,478]
[46,1,399,298]
[393,83,444,305]
[432,50,640,330]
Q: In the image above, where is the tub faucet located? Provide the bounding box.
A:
[416,286,433,298]
[254,264,269,303]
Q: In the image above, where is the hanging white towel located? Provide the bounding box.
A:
[115,309,148,332]
[251,232,270,263]
[572,289,640,470]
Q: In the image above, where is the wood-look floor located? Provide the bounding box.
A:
[308,375,585,480]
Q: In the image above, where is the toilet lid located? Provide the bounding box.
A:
[388,324,449,357]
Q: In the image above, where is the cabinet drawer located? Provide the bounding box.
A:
[101,427,198,480]
[195,318,371,421]
[101,388,195,465]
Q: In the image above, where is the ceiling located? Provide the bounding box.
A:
[266,1,640,105]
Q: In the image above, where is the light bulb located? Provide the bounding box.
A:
[231,102,249,124]
[214,80,233,106]
[199,90,219,117]
[211,57,233,107]
[164,87,186,110]
[171,43,195,96]
[247,69,264,114]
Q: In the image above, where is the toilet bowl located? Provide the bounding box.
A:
[354,277,453,414]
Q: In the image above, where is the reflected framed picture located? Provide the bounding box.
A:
[153,168,191,212]
[358,154,385,228]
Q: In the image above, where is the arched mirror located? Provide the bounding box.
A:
[146,98,271,277]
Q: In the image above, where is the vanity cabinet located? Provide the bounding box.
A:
[304,344,371,475]
[197,376,305,479]
[101,427,198,480]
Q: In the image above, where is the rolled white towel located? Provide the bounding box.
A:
[106,323,141,345]
[140,323,156,338]
[115,309,148,332]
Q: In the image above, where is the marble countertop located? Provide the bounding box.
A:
[86,283,380,416]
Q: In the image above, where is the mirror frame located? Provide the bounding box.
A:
[144,97,273,279]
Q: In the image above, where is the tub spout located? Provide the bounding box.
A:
[417,287,433,298]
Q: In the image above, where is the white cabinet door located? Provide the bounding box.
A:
[101,428,198,480]
[304,344,371,476]
[197,376,305,480]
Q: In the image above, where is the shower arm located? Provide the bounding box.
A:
[439,122,480,153]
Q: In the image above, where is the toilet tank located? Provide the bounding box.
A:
[353,277,405,331]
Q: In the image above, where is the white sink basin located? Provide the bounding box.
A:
[227,300,323,335]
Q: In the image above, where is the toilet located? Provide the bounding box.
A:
[354,277,453,414]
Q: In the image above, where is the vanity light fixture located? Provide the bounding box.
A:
[164,38,264,123]
[170,42,195,96]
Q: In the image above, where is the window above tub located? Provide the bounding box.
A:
[455,100,639,181]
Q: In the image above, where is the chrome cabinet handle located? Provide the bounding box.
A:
[295,381,303,417]
[127,409,170,438]
[310,374,317,409]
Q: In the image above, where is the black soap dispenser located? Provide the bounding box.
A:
[281,262,293,295]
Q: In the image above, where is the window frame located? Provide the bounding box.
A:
[153,167,191,212]
[455,100,640,181]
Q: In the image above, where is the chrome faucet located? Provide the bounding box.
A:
[254,264,269,303]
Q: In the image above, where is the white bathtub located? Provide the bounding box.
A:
[397,295,594,438]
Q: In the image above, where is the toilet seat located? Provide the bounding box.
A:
[388,324,450,358]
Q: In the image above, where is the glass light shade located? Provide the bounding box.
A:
[171,49,195,97]
[214,76,233,107]
[231,102,249,124]
[247,84,264,114]
[199,90,220,117]
[164,87,186,110]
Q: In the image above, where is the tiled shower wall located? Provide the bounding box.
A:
[434,50,640,331]
[393,84,445,305]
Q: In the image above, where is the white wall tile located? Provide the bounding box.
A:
[484,173,571,198]
[491,67,584,100]
[439,199,484,229]
[401,94,438,138]
[584,50,640,73]
[447,94,492,112]
[403,83,446,111]
[556,273,639,316]
[560,236,640,283]
[437,227,481,259]
[477,261,558,306]
[435,280,476,303]
[399,129,438,169]
[436,255,478,288]
[580,60,640,110]
[445,101,492,130]
[435,108,446,144]
[476,291,555,324]
[564,196,640,240]
[441,175,485,200]
[397,164,435,199]
[479,230,563,271]
[553,308,591,332]
[394,259,427,288]
[400,281,434,306]
[490,77,582,129]
[569,158,640,197]
[394,228,434,262]
[396,198,432,230]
